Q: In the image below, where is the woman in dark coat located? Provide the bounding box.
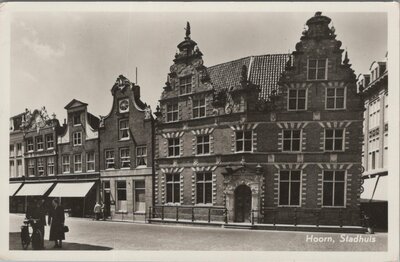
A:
[48,199,65,248]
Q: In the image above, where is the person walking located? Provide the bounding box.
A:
[32,198,47,249]
[93,202,101,220]
[48,199,65,248]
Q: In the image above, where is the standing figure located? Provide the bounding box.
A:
[93,202,101,220]
[32,198,47,249]
[48,199,65,248]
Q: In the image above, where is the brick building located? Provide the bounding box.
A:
[55,99,100,217]
[357,53,388,229]
[98,75,154,221]
[153,13,364,226]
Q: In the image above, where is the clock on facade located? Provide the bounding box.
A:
[119,99,129,113]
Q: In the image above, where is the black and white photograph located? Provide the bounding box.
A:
[0,2,398,262]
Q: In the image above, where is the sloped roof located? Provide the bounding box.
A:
[64,99,88,109]
[207,54,289,100]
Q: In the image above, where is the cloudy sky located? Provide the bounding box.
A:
[10,10,387,121]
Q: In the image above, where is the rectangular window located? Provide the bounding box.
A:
[326,87,345,109]
[196,172,212,204]
[136,146,147,166]
[282,130,301,152]
[28,159,35,176]
[47,157,54,175]
[36,136,44,151]
[10,144,15,157]
[37,158,44,176]
[62,155,70,173]
[119,119,129,140]
[325,129,344,151]
[193,98,206,118]
[179,76,192,95]
[166,104,178,122]
[235,130,252,152]
[105,150,115,169]
[10,160,15,177]
[116,180,127,211]
[17,143,22,156]
[288,89,306,110]
[17,159,22,177]
[168,138,180,157]
[73,114,81,125]
[46,134,54,149]
[196,135,210,155]
[308,59,327,80]
[134,180,146,212]
[27,138,34,152]
[73,132,82,146]
[323,170,345,207]
[74,154,82,173]
[166,174,180,203]
[279,170,301,206]
[86,152,95,172]
[120,148,130,168]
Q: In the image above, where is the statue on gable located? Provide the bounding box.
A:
[144,105,152,120]
[40,106,50,121]
[115,75,132,90]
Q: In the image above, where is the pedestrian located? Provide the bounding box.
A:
[101,202,105,221]
[48,198,65,248]
[93,202,101,220]
[32,198,47,249]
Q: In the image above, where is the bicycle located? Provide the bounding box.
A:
[20,218,43,250]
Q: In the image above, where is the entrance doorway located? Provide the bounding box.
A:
[234,185,252,222]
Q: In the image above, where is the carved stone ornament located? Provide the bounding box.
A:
[144,105,152,120]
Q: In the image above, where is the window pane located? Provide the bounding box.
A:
[244,131,252,140]
[196,183,203,204]
[335,171,345,181]
[166,184,172,202]
[279,182,289,205]
[288,99,297,110]
[292,140,300,151]
[336,98,344,109]
[292,130,301,138]
[203,135,209,143]
[291,171,301,180]
[317,68,326,79]
[174,183,180,203]
[290,181,300,205]
[297,98,305,109]
[325,130,334,138]
[205,183,212,203]
[283,140,291,151]
[298,90,306,97]
[335,129,343,138]
[283,130,291,139]
[324,171,334,181]
[205,173,212,181]
[334,182,345,206]
[336,88,345,96]
[327,88,335,96]
[308,69,316,80]
[197,145,203,154]
[325,139,333,150]
[309,60,317,67]
[236,141,243,152]
[236,131,243,140]
[204,143,209,154]
[334,139,343,150]
[289,90,297,97]
[323,182,333,206]
[327,98,335,108]
[280,171,289,180]
[244,140,252,151]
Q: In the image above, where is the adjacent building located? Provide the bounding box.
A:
[153,13,364,226]
[98,75,154,221]
[357,53,388,229]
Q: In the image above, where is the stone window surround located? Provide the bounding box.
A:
[321,170,347,208]
[282,129,302,152]
[324,128,345,152]
[321,82,347,111]
[318,121,352,152]
[230,123,259,153]
[287,88,307,111]
[160,167,184,205]
[278,169,302,207]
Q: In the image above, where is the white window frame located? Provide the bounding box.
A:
[322,170,347,208]
[287,89,307,111]
[282,129,302,152]
[46,134,54,149]
[17,143,22,156]
[136,146,147,167]
[86,152,95,172]
[278,170,302,207]
[10,144,15,157]
[62,155,70,173]
[74,154,82,173]
[36,136,44,151]
[119,119,130,140]
[235,130,253,153]
[166,173,181,204]
[120,148,131,169]
[196,135,210,155]
[325,86,346,110]
[196,172,213,205]
[105,150,115,170]
[179,76,192,95]
[73,132,82,146]
[324,128,345,152]
[193,98,206,119]
[307,58,328,80]
[28,159,35,176]
[133,180,146,213]
[16,159,22,177]
[73,113,81,126]
[47,156,55,175]
[168,138,180,157]
[27,138,34,152]
[37,158,45,176]
[166,104,179,123]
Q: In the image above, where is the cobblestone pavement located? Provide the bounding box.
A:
[9,213,387,251]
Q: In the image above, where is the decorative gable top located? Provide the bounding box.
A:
[64,99,88,110]
[207,54,289,100]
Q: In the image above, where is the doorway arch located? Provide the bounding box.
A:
[234,184,252,222]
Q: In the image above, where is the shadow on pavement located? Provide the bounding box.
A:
[9,232,113,251]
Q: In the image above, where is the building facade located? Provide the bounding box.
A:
[153,13,364,226]
[357,54,388,229]
[98,75,154,221]
[56,99,101,217]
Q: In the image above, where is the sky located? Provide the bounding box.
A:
[10,11,387,122]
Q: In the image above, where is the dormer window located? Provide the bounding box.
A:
[307,59,327,80]
[73,114,81,126]
[179,76,192,95]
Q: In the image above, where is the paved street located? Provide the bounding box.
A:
[9,213,387,251]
